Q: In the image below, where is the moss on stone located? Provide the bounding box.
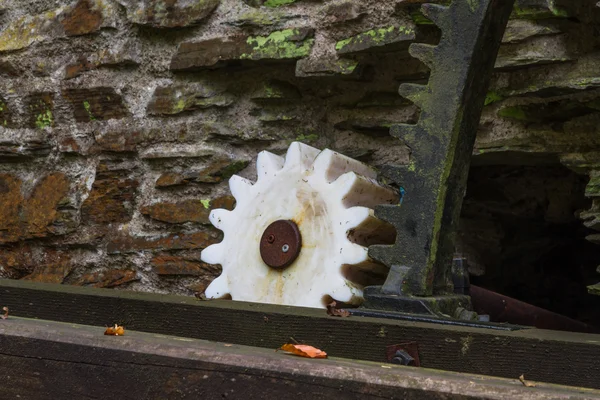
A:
[83,101,96,121]
[484,91,504,106]
[335,26,415,53]
[588,282,600,296]
[410,11,434,25]
[295,133,318,143]
[497,106,528,121]
[219,160,249,180]
[242,29,314,60]
[263,0,296,7]
[35,109,53,129]
[200,199,211,209]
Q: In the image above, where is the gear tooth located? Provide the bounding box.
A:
[341,206,371,231]
[285,141,321,170]
[368,244,396,267]
[312,149,377,183]
[229,175,253,199]
[378,163,415,186]
[421,3,449,27]
[328,279,361,304]
[408,43,436,69]
[345,206,396,247]
[334,172,399,209]
[205,274,230,299]
[398,83,428,109]
[340,242,369,265]
[390,123,417,143]
[201,243,225,265]
[256,151,284,181]
[209,209,231,231]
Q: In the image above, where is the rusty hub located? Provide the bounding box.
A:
[260,220,302,269]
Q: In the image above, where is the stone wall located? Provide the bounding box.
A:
[0,0,598,298]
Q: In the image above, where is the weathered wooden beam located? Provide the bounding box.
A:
[0,279,599,389]
[0,317,598,400]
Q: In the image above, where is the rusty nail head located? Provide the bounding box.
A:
[260,220,301,269]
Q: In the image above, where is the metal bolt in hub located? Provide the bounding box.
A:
[260,220,301,269]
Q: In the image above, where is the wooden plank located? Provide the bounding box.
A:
[0,317,598,400]
[1,279,599,389]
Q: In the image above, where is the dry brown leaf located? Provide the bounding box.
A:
[326,301,350,317]
[519,374,536,387]
[1,307,8,320]
[104,324,125,336]
[278,344,327,359]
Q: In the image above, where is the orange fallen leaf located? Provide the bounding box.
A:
[519,374,536,388]
[278,344,327,359]
[1,307,7,320]
[104,324,125,336]
[326,301,350,317]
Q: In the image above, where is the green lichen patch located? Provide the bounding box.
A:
[0,97,13,128]
[27,93,54,129]
[83,101,96,121]
[295,58,360,78]
[335,26,416,54]
[251,107,298,123]
[295,133,318,143]
[511,0,570,20]
[242,28,314,60]
[147,85,233,115]
[263,0,297,7]
[0,1,116,53]
[586,175,600,198]
[251,80,301,101]
[0,13,51,52]
[484,91,504,106]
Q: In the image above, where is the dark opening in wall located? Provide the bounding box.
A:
[459,163,600,326]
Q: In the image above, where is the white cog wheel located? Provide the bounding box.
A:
[201,142,398,309]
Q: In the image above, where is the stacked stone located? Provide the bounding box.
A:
[0,0,597,296]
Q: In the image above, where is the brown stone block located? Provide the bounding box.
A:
[170,28,314,71]
[23,173,71,238]
[147,85,234,115]
[141,200,210,224]
[155,172,188,188]
[0,245,35,279]
[151,254,220,276]
[22,249,72,284]
[65,40,141,79]
[0,0,117,53]
[0,173,70,244]
[118,0,220,28]
[74,269,138,288]
[62,87,129,122]
[81,169,139,224]
[61,0,105,36]
[155,159,249,187]
[107,231,220,254]
[93,129,144,153]
[141,195,236,224]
